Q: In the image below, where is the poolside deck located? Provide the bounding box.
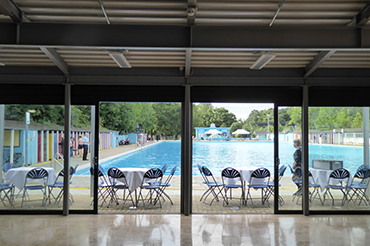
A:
[1,141,369,213]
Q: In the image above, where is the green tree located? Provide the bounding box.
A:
[133,103,157,133]
[203,107,237,127]
[5,105,65,126]
[152,103,181,138]
[333,108,352,128]
[71,105,92,128]
[352,112,363,128]
[287,107,302,130]
[229,121,244,135]
[193,103,213,129]
[243,109,259,134]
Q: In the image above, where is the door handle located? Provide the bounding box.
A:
[94,156,98,168]
[275,157,280,166]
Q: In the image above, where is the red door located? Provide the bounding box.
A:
[37,132,41,162]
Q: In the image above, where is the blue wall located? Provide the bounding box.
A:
[118,132,137,144]
[195,127,230,139]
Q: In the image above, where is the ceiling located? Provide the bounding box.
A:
[1,0,370,86]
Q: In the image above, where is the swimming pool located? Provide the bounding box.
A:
[75,141,366,176]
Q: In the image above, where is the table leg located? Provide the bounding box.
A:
[129,190,138,209]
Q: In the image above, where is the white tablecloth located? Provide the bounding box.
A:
[222,169,253,185]
[310,168,352,192]
[239,169,254,182]
[118,168,149,191]
[4,167,57,190]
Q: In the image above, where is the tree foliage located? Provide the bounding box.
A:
[152,103,181,137]
[4,104,369,138]
[229,121,244,135]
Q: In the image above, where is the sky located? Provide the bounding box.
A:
[211,103,274,121]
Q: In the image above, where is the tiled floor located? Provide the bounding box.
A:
[0,213,369,245]
[2,142,370,245]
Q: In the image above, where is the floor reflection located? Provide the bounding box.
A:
[0,214,370,245]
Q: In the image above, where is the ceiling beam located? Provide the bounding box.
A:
[269,0,285,26]
[304,50,336,78]
[1,23,368,48]
[185,49,192,77]
[40,47,70,76]
[98,0,110,24]
[1,74,370,87]
[347,2,370,26]
[0,0,30,22]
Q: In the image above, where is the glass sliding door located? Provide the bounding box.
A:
[93,102,181,214]
[278,106,303,212]
[309,107,370,211]
[0,104,66,211]
[68,105,95,211]
[192,103,275,214]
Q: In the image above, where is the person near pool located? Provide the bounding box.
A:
[82,132,90,161]
[78,136,83,157]
[291,139,302,187]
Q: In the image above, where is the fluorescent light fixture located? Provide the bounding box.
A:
[0,62,4,66]
[109,51,131,68]
[250,53,276,69]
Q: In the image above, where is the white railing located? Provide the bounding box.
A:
[52,152,64,168]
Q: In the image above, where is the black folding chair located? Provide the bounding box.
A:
[265,165,287,206]
[155,166,177,205]
[201,166,225,206]
[90,165,113,207]
[197,164,216,202]
[322,168,351,208]
[138,168,163,209]
[347,166,370,207]
[21,168,49,208]
[221,167,244,207]
[246,168,270,208]
[107,167,135,209]
[0,182,14,208]
[48,166,74,207]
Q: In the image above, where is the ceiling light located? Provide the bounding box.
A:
[187,7,197,17]
[250,53,276,69]
[109,52,131,68]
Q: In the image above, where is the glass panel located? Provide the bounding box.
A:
[278,106,302,211]
[192,103,274,214]
[0,104,67,210]
[309,107,370,211]
[68,105,94,210]
[76,102,181,214]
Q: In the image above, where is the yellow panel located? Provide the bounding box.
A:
[49,133,52,158]
[3,130,20,147]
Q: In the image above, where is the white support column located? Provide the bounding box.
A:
[10,129,14,163]
[40,131,44,162]
[0,105,4,182]
[51,131,55,160]
[362,108,370,197]
[46,130,49,161]
[363,107,369,165]
[90,106,96,197]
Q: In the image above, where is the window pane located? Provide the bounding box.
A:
[309,107,370,211]
[278,106,302,211]
[192,103,275,214]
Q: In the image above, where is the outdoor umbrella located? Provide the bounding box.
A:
[204,129,222,135]
[232,129,250,135]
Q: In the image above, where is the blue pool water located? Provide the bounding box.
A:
[76,141,366,176]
